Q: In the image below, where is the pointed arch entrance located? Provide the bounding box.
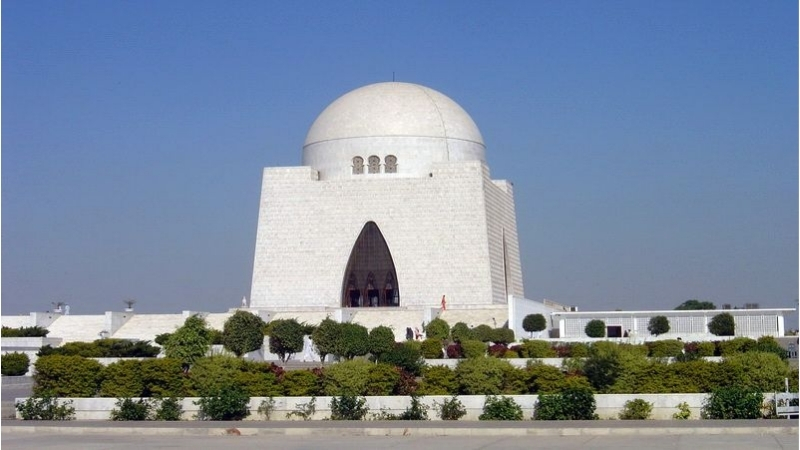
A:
[341,222,400,307]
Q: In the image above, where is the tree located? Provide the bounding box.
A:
[338,322,369,360]
[584,319,606,338]
[267,319,305,362]
[162,315,212,366]
[675,299,716,310]
[222,310,267,357]
[311,318,341,362]
[647,316,670,336]
[424,318,450,341]
[368,325,395,359]
[522,314,547,337]
[708,313,735,336]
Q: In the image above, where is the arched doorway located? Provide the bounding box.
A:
[341,222,400,307]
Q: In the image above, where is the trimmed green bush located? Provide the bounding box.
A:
[1,352,30,376]
[194,384,250,420]
[283,370,322,396]
[2,326,49,337]
[140,358,187,397]
[718,337,756,355]
[473,324,494,343]
[479,395,523,420]
[33,355,102,397]
[420,338,444,358]
[424,318,450,341]
[618,398,653,420]
[366,363,401,396]
[450,322,475,343]
[490,327,515,345]
[418,365,457,395]
[718,352,789,392]
[311,318,340,362]
[100,359,144,397]
[647,316,670,336]
[455,357,514,395]
[702,386,763,419]
[267,318,305,362]
[647,339,684,358]
[322,359,372,396]
[584,320,605,338]
[377,341,424,376]
[460,340,486,358]
[519,340,556,358]
[154,397,183,421]
[534,387,597,420]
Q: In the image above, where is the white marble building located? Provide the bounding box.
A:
[250,82,524,311]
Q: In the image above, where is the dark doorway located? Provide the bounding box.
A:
[341,222,400,307]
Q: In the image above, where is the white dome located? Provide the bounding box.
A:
[302,82,485,180]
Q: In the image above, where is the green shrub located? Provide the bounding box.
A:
[755,336,788,360]
[368,325,396,359]
[455,357,513,395]
[257,397,276,420]
[377,341,424,376]
[283,370,322,396]
[702,386,763,419]
[424,318,450,341]
[433,395,467,420]
[366,363,401,396]
[450,322,475,343]
[163,315,212,366]
[519,340,556,358]
[194,384,250,420]
[584,320,605,338]
[647,340,684,358]
[140,358,187,397]
[418,365,457,395]
[1,352,30,376]
[188,356,244,396]
[695,341,716,357]
[33,355,102,397]
[15,395,75,420]
[491,328,515,345]
[460,340,486,358]
[2,326,49,337]
[718,352,789,392]
[569,343,590,357]
[708,313,735,336]
[673,402,691,420]
[671,359,724,393]
[718,337,756,355]
[534,387,597,420]
[396,394,429,420]
[473,325,494,343]
[154,397,183,421]
[479,395,523,420]
[525,361,567,394]
[322,359,372,395]
[311,318,340,362]
[618,398,653,420]
[110,398,153,421]
[420,338,444,358]
[330,395,369,420]
[99,359,144,397]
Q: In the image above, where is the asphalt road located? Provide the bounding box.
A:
[2,432,798,450]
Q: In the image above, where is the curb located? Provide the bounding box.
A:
[3,425,797,437]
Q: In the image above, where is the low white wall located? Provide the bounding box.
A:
[15,394,716,421]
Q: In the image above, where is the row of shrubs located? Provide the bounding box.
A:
[37,339,161,358]
[17,386,775,421]
[2,326,49,337]
[30,346,796,399]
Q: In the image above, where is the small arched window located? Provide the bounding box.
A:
[352,156,364,174]
[384,155,397,173]
[368,155,380,174]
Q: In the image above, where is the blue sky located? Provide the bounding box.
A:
[2,1,797,322]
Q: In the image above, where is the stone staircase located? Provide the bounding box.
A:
[439,306,509,329]
[45,315,107,343]
[112,314,187,342]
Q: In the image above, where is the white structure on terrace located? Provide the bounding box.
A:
[250,82,524,311]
